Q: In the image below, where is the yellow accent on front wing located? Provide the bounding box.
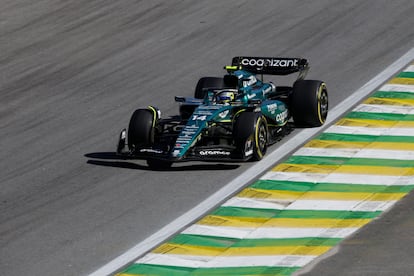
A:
[147,106,158,128]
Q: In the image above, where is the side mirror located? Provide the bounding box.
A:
[175,96,186,103]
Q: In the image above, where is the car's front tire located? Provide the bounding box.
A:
[233,112,268,161]
[128,109,156,151]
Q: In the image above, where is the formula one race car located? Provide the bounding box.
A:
[116,56,328,169]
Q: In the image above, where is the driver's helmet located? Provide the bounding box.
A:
[216,90,235,104]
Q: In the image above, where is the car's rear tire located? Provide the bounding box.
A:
[194,77,224,99]
[128,109,155,151]
[233,112,268,161]
[291,80,328,127]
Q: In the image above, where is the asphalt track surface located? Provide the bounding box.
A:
[1,1,413,275]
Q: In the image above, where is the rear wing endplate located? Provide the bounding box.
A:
[231,56,309,77]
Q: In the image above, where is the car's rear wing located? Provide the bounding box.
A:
[231,56,309,78]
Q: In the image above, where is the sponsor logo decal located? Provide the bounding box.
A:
[139,149,163,154]
[194,110,214,115]
[198,105,222,110]
[245,140,253,157]
[218,110,229,118]
[276,110,288,122]
[176,137,192,142]
[181,130,196,136]
[241,58,298,67]
[199,150,231,156]
[192,115,207,121]
[267,103,278,114]
[172,125,186,132]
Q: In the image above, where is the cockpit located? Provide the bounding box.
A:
[215,90,235,104]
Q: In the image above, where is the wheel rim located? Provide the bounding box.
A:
[258,125,267,151]
[318,85,329,123]
[256,118,267,157]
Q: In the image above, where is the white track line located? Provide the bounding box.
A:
[224,197,397,212]
[354,104,414,114]
[380,84,414,92]
[136,253,317,268]
[262,171,414,186]
[325,125,414,136]
[88,47,414,276]
[182,224,359,239]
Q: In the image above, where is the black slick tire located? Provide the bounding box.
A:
[128,109,155,151]
[233,112,268,161]
[291,80,328,127]
[194,77,224,99]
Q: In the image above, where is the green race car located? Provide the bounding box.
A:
[116,56,328,169]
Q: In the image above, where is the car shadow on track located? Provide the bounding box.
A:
[84,152,240,171]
